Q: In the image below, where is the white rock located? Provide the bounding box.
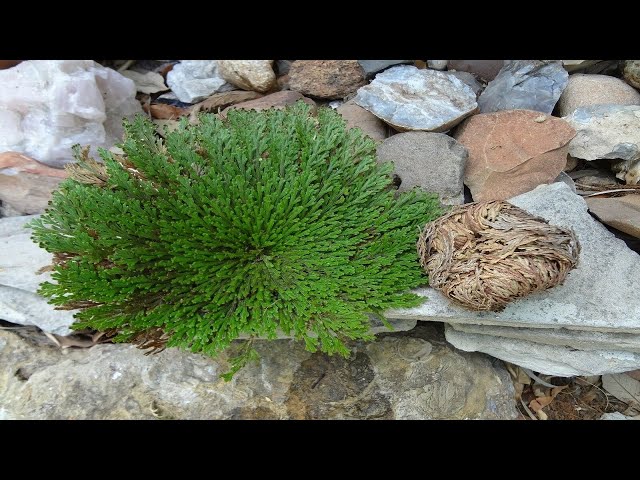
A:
[354,65,478,132]
[166,60,234,103]
[427,60,448,70]
[120,70,168,94]
[599,412,637,420]
[564,104,640,162]
[445,325,640,377]
[0,60,142,168]
[386,183,640,334]
[0,215,76,335]
[217,60,275,93]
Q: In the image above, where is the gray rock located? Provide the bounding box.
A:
[0,215,76,335]
[376,132,467,205]
[556,74,640,116]
[564,104,640,162]
[445,325,640,377]
[386,183,640,334]
[554,171,576,193]
[166,61,235,104]
[561,60,602,72]
[427,60,448,70]
[599,412,637,420]
[336,100,388,142]
[354,65,478,132]
[357,60,413,78]
[449,323,640,353]
[0,325,518,419]
[477,60,568,114]
[448,71,484,97]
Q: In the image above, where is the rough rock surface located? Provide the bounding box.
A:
[448,60,505,81]
[0,60,142,167]
[564,104,640,162]
[477,60,568,114]
[376,132,467,205]
[0,324,518,419]
[624,60,640,89]
[0,152,67,216]
[221,91,316,117]
[357,60,412,78]
[336,101,388,142]
[454,110,575,201]
[166,60,234,103]
[448,71,484,97]
[556,74,640,116]
[288,60,366,100]
[0,215,77,335]
[386,183,640,335]
[445,325,640,377]
[217,60,276,93]
[354,65,478,132]
[427,60,448,70]
[450,322,640,354]
[586,195,640,239]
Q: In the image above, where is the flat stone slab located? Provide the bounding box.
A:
[449,323,640,353]
[386,182,640,334]
[444,324,640,377]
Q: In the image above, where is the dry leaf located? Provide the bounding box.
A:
[537,410,548,420]
[121,70,168,94]
[153,119,181,137]
[602,373,640,405]
[529,396,554,412]
[189,90,263,123]
[143,103,190,120]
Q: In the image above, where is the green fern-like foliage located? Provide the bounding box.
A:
[29,102,442,376]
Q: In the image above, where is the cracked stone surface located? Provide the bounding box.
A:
[0,324,518,419]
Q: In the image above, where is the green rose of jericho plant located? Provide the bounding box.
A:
[29,102,442,379]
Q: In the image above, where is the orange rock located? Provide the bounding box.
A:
[288,60,366,99]
[0,60,21,70]
[454,110,575,201]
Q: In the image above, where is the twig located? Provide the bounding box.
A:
[118,60,135,72]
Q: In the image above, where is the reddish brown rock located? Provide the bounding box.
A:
[0,60,21,70]
[586,195,640,239]
[221,90,316,117]
[288,60,366,100]
[336,100,388,142]
[454,110,575,201]
[0,152,67,216]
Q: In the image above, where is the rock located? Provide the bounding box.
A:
[275,60,293,76]
[166,60,234,104]
[449,323,640,354]
[448,60,505,81]
[572,170,619,192]
[561,60,602,72]
[354,65,478,132]
[0,152,67,216]
[564,155,579,172]
[427,60,448,70]
[564,105,640,164]
[554,171,576,193]
[586,195,640,239]
[0,215,77,335]
[454,110,575,201]
[288,60,366,100]
[613,159,640,185]
[448,71,484,97]
[376,132,467,205]
[556,74,640,116]
[221,91,316,117]
[445,325,640,377]
[602,373,640,404]
[357,60,413,78]
[0,324,518,419]
[624,60,640,89]
[336,101,388,142]
[599,412,637,420]
[217,60,276,93]
[120,70,168,94]
[0,60,142,168]
[386,183,640,335]
[477,60,568,114]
